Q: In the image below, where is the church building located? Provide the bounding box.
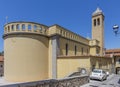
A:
[3,7,113,82]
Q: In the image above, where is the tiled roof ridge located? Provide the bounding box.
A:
[106,48,120,52]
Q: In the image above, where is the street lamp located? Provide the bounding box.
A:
[113,25,119,35]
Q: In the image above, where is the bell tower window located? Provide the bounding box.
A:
[97,18,100,25]
[94,19,96,26]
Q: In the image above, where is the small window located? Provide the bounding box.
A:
[8,26,10,32]
[16,24,20,30]
[94,19,96,26]
[96,48,99,54]
[11,25,14,31]
[65,43,68,55]
[28,25,31,30]
[75,45,77,55]
[5,27,7,32]
[22,24,25,30]
[34,25,37,32]
[81,47,84,55]
[97,18,100,25]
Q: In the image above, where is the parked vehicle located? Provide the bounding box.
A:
[90,69,107,81]
[106,71,109,76]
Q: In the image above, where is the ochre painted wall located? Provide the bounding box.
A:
[4,35,49,82]
[59,37,90,56]
[116,57,120,67]
[90,57,112,73]
[57,57,90,78]
[90,47,96,55]
[90,46,100,56]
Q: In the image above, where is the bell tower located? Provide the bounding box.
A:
[92,7,104,56]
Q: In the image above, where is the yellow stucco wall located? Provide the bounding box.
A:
[59,37,90,56]
[116,57,120,67]
[90,47,96,55]
[48,25,90,45]
[48,38,53,79]
[90,57,112,72]
[57,57,90,78]
[90,46,100,56]
[4,35,49,82]
[57,56,112,78]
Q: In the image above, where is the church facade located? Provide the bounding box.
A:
[3,8,113,82]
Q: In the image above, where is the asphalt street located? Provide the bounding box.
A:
[81,74,120,87]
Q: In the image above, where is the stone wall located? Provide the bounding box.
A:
[1,75,89,87]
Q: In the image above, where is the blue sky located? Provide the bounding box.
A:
[0,0,120,51]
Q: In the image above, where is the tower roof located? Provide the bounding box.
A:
[92,7,103,16]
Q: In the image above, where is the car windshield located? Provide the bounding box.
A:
[93,70,101,73]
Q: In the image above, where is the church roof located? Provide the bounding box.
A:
[92,7,103,16]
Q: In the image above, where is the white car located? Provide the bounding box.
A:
[106,71,109,76]
[90,69,107,81]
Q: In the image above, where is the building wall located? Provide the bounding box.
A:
[4,34,49,82]
[89,39,100,55]
[115,57,120,67]
[57,56,112,78]
[48,25,89,45]
[57,56,90,78]
[90,47,98,55]
[90,57,112,73]
[105,49,120,74]
[59,37,90,56]
[0,62,4,77]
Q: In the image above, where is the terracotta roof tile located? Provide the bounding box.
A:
[105,49,120,53]
[0,56,4,62]
[105,49,120,57]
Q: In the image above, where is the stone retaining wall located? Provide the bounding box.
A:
[1,75,89,87]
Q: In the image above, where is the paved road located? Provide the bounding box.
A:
[81,74,120,87]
